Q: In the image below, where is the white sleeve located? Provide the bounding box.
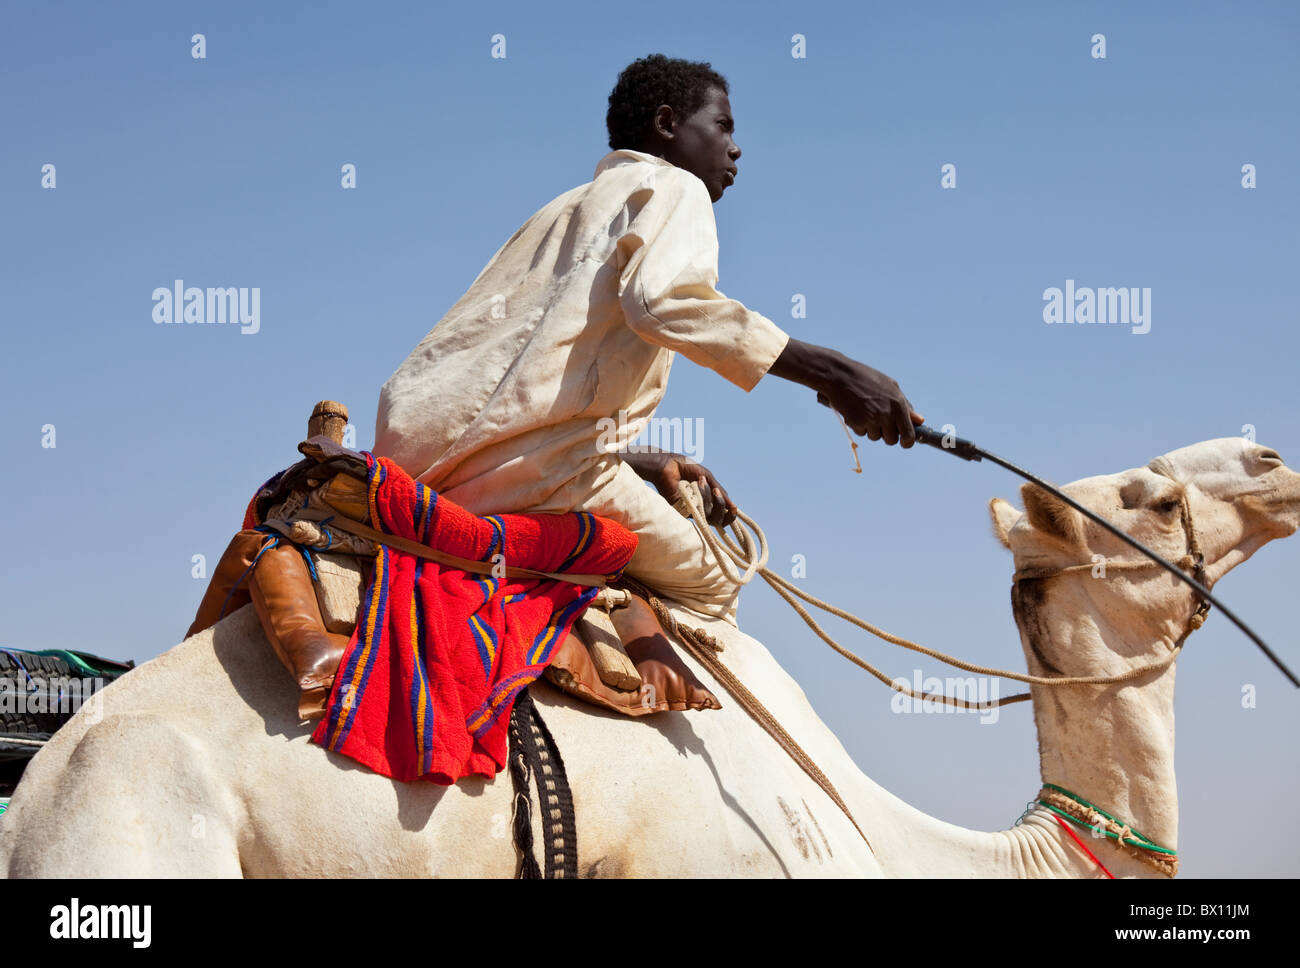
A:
[615,166,789,391]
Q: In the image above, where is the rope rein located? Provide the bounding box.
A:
[616,575,874,855]
[672,480,1202,711]
[671,478,1195,876]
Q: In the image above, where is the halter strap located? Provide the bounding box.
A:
[1011,462,1212,640]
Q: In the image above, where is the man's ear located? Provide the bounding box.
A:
[988,498,1019,549]
[1019,483,1086,548]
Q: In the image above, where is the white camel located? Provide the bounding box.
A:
[2,437,1296,877]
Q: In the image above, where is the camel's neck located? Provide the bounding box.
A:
[858,598,1181,878]
[1022,585,1181,854]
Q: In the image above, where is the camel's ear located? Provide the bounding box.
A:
[1019,483,1086,548]
[988,498,1019,549]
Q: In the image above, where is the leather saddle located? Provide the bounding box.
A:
[189,434,720,720]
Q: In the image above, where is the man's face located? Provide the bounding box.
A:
[658,87,741,203]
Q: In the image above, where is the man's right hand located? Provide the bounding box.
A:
[768,338,924,448]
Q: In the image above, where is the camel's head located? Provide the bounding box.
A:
[988,438,1300,665]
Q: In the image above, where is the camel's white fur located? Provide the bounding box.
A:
[3,438,1296,877]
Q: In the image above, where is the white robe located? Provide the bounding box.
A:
[373,148,789,620]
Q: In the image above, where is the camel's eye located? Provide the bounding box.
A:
[1155,499,1180,514]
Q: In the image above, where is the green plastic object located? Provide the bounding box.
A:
[1,647,133,681]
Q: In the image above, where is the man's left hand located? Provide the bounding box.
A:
[622,451,738,528]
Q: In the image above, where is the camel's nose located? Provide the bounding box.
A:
[1269,463,1300,530]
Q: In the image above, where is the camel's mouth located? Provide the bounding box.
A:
[1249,460,1300,514]
[1239,493,1300,535]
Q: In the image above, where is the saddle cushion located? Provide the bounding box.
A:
[302,454,638,784]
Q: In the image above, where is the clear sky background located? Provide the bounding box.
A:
[2,1,1297,877]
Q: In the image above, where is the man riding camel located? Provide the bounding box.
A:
[373,53,924,622]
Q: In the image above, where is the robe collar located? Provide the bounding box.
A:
[593,148,674,180]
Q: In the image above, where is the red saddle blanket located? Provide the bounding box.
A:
[262,453,637,784]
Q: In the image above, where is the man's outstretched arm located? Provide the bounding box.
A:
[621,340,922,527]
[767,337,924,448]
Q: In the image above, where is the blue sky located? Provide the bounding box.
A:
[2,0,1297,877]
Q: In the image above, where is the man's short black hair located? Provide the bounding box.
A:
[605,54,729,152]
